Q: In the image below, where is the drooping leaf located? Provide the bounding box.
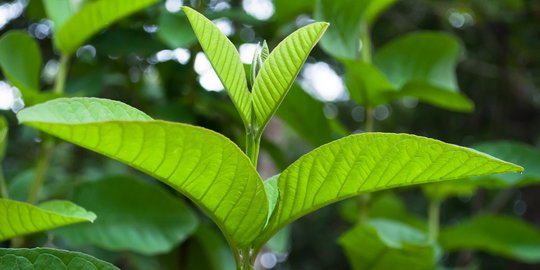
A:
[0,248,118,270]
[255,133,522,246]
[157,11,197,49]
[340,219,437,270]
[251,22,328,132]
[53,177,199,255]
[55,0,160,55]
[0,199,96,241]
[373,32,474,112]
[439,215,540,263]
[315,0,397,60]
[182,6,252,126]
[17,98,268,249]
[0,31,41,95]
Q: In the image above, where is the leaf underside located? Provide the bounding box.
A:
[0,31,41,95]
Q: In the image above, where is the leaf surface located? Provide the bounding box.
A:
[55,0,159,54]
[256,133,522,246]
[0,31,41,95]
[53,177,198,255]
[17,98,268,249]
[251,22,328,132]
[182,7,251,126]
[157,11,197,49]
[0,199,96,241]
[0,248,118,270]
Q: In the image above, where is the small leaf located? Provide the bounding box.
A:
[182,6,252,126]
[250,41,269,88]
[339,219,437,270]
[0,31,41,95]
[252,22,328,132]
[0,199,96,241]
[55,0,160,55]
[256,133,522,246]
[0,248,118,270]
[53,177,199,255]
[440,215,540,263]
[17,98,268,249]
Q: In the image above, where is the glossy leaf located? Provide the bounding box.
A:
[255,133,522,246]
[182,6,252,126]
[0,199,96,241]
[340,219,436,270]
[315,0,397,60]
[252,22,328,132]
[0,248,118,270]
[440,215,540,263]
[0,31,41,95]
[17,98,268,249]
[53,177,198,255]
[55,0,159,55]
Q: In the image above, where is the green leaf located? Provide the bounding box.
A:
[182,6,252,126]
[17,98,268,249]
[255,133,522,246]
[273,0,314,23]
[439,215,540,263]
[52,177,198,255]
[373,32,474,112]
[0,31,41,95]
[0,199,96,241]
[344,61,394,107]
[42,0,83,31]
[422,179,478,201]
[0,247,118,270]
[251,22,328,132]
[157,11,197,49]
[186,223,235,270]
[340,219,437,270]
[55,0,160,55]
[276,84,333,146]
[315,0,397,60]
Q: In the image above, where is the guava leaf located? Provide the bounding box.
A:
[252,22,328,132]
[52,177,199,255]
[344,61,394,107]
[0,31,41,95]
[55,0,159,55]
[0,199,96,241]
[255,133,522,246]
[157,11,197,49]
[439,215,540,263]
[42,0,82,31]
[17,98,268,249]
[182,7,252,126]
[339,219,437,270]
[0,248,118,270]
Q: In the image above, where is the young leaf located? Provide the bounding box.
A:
[250,41,269,88]
[0,199,96,241]
[17,98,268,249]
[0,31,41,95]
[52,177,199,255]
[251,22,329,132]
[255,133,522,246]
[0,247,118,270]
[440,215,540,263]
[55,0,160,55]
[339,219,437,270]
[182,6,252,126]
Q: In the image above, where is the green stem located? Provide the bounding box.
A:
[238,248,254,270]
[54,54,70,94]
[428,199,441,241]
[27,137,54,204]
[245,128,261,167]
[364,107,374,132]
[360,22,372,63]
[357,193,371,223]
[0,164,8,199]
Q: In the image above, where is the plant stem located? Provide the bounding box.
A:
[54,54,70,94]
[357,193,371,223]
[428,199,441,241]
[245,127,261,167]
[364,107,374,132]
[27,137,54,204]
[0,164,8,199]
[238,248,254,270]
[360,22,372,63]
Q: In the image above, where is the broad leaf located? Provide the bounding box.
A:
[0,31,41,95]
[439,215,540,263]
[255,133,522,246]
[0,248,118,270]
[339,219,437,270]
[42,0,82,31]
[53,177,198,255]
[17,98,268,249]
[315,0,397,60]
[251,22,328,132]
[55,0,159,55]
[158,11,197,49]
[182,7,252,126]
[345,61,394,107]
[0,199,96,241]
[373,32,474,112]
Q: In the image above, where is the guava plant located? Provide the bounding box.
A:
[4,6,523,269]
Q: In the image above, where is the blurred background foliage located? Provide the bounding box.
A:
[0,0,539,269]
